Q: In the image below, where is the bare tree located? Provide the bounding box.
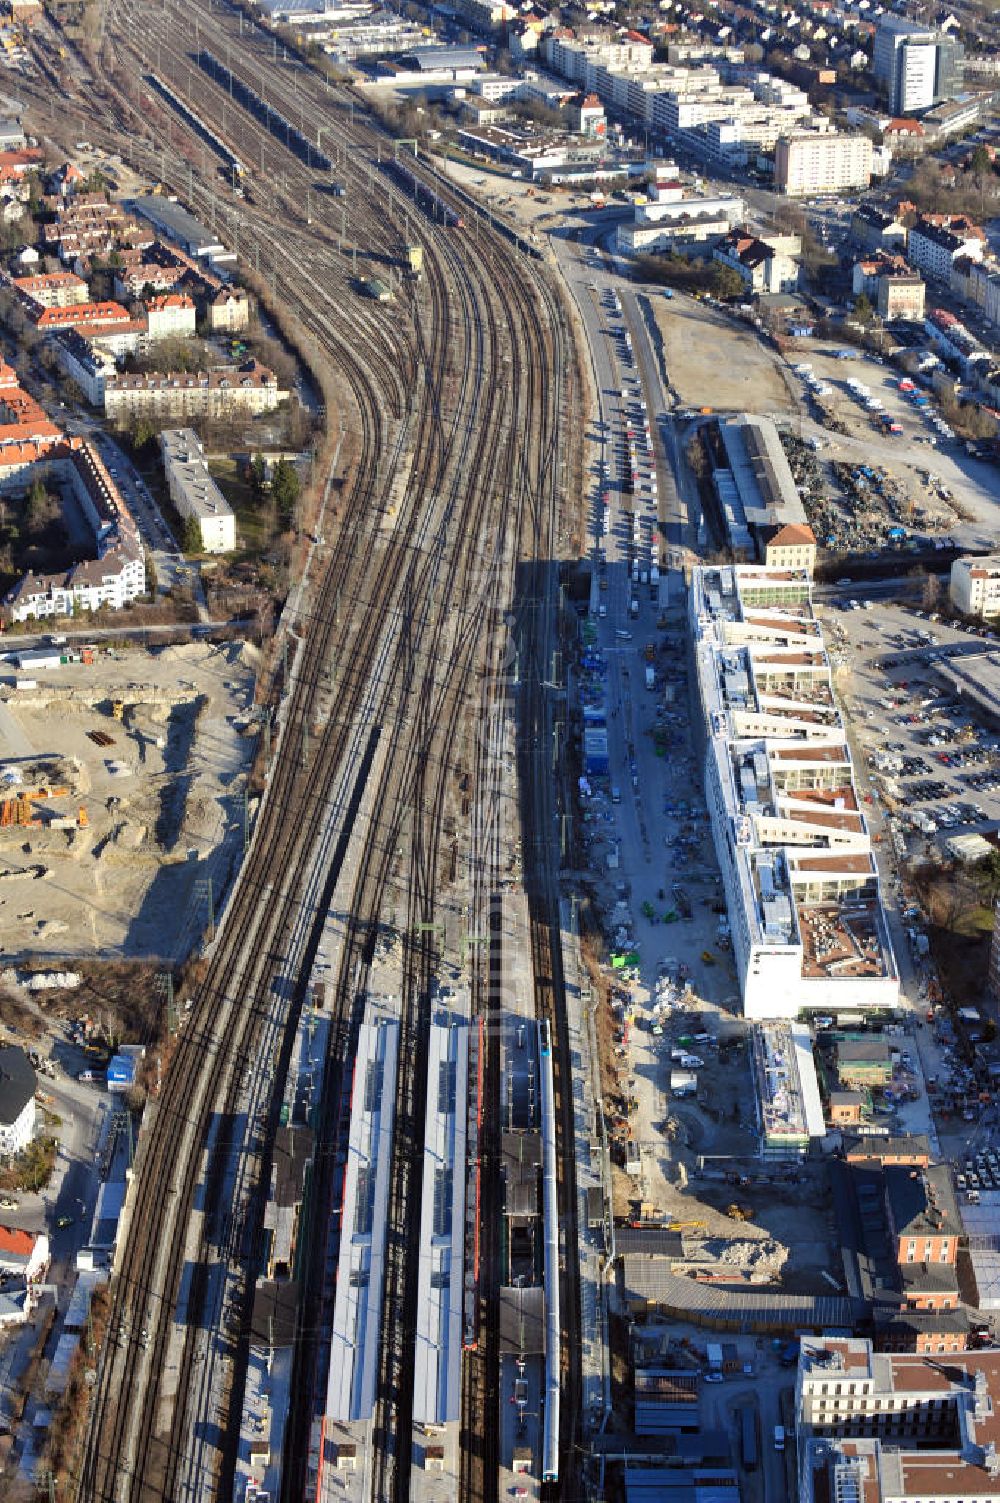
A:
[922,573,942,611]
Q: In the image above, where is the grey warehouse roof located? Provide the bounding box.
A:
[130,196,225,256]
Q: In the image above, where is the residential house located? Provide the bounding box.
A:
[713,228,801,295]
[907,215,984,281]
[144,292,196,339]
[103,360,284,425]
[0,1045,35,1155]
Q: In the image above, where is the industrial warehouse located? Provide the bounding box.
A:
[691,564,898,1020]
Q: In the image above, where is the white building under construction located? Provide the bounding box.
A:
[690,564,898,1020]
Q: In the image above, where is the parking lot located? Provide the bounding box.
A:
[592,281,660,569]
[819,595,1000,853]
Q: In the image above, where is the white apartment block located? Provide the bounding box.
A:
[0,1045,35,1156]
[144,294,197,340]
[617,191,744,257]
[950,555,1000,619]
[5,550,146,622]
[956,258,1000,327]
[796,1338,1000,1503]
[541,36,818,166]
[52,331,117,406]
[543,34,654,84]
[908,222,983,281]
[691,565,898,1021]
[3,441,146,623]
[774,131,874,196]
[160,428,235,553]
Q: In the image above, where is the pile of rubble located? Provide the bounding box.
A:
[700,1236,789,1278]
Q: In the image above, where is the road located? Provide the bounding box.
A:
[89,432,207,611]
[549,223,697,564]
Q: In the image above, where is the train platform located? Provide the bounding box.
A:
[315,1417,372,1503]
[235,1282,297,1502]
[561,896,612,1432]
[413,1014,468,1428]
[500,1352,543,1493]
[496,889,544,1497]
[325,1007,400,1423]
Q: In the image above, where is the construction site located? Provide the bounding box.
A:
[0,640,259,959]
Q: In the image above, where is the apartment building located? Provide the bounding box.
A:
[0,358,65,488]
[207,286,250,333]
[541,32,819,168]
[543,32,654,85]
[853,254,926,321]
[661,73,816,165]
[908,218,984,281]
[924,308,988,374]
[9,270,89,308]
[691,563,897,1020]
[160,428,235,553]
[41,199,153,263]
[877,272,926,321]
[51,329,117,406]
[113,259,184,300]
[796,1340,1000,1503]
[30,299,133,335]
[713,228,801,295]
[616,190,744,257]
[144,292,196,339]
[954,257,1000,327]
[103,360,283,426]
[774,131,874,196]
[2,434,146,623]
[850,205,909,255]
[853,252,907,297]
[950,554,1000,618]
[0,1045,35,1156]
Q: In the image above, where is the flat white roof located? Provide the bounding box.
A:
[325,1014,399,1423]
[160,428,234,523]
[791,1022,827,1139]
[413,1016,468,1426]
[691,563,897,998]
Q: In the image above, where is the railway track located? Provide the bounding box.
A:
[521,547,584,1503]
[22,4,582,1498]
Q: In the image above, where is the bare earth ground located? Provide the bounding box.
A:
[650,296,795,415]
[0,641,259,960]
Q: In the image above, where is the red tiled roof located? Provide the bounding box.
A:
[145,293,195,311]
[886,118,925,136]
[0,1226,35,1257]
[769,524,817,548]
[35,301,131,330]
